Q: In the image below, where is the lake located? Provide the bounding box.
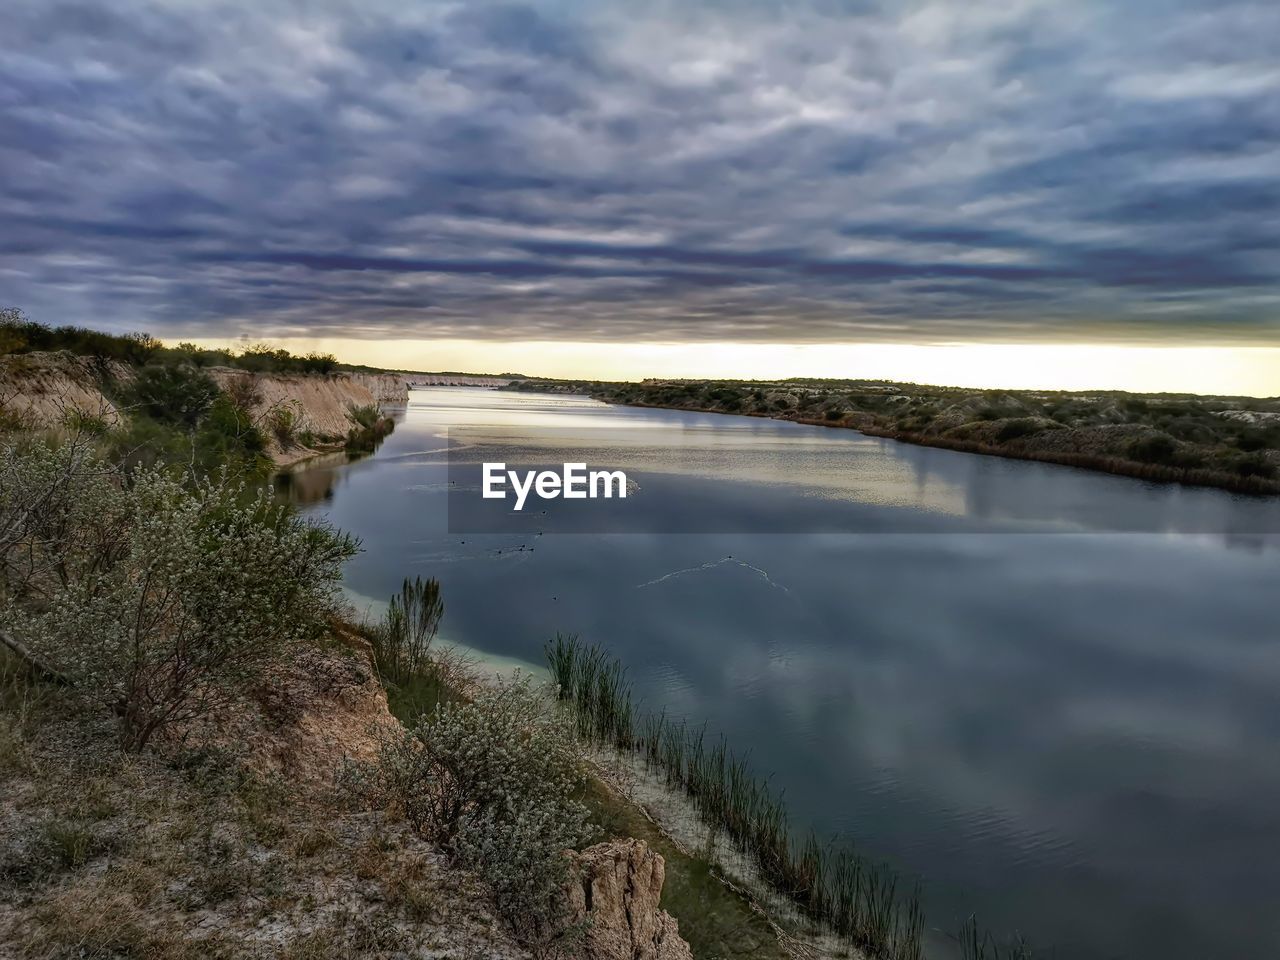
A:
[288,387,1280,959]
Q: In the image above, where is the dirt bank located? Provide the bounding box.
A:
[0,352,133,428]
[0,353,408,466]
[207,368,407,464]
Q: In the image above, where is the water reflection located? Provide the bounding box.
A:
[289,388,1280,959]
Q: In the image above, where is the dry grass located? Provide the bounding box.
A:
[0,647,530,960]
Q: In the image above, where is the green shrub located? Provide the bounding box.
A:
[1234,428,1273,452]
[996,418,1042,443]
[196,394,269,473]
[173,342,234,368]
[345,405,394,453]
[347,404,382,431]
[456,799,589,954]
[1,308,160,364]
[0,440,356,750]
[1233,453,1276,479]
[341,676,592,953]
[1130,433,1177,465]
[62,410,112,437]
[126,364,219,428]
[417,677,589,837]
[267,406,298,448]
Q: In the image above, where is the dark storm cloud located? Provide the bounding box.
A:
[0,0,1277,344]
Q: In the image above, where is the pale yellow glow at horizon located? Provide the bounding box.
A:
[185,338,1280,398]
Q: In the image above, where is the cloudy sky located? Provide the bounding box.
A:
[2,0,1278,388]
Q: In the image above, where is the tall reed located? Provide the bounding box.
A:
[544,635,934,960]
[371,576,444,685]
[956,915,1036,960]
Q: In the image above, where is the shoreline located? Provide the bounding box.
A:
[602,398,1280,498]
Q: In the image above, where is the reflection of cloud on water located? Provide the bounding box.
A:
[636,555,793,596]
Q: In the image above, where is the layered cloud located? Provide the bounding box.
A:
[1,0,1277,345]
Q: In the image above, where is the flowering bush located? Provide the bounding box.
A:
[0,439,357,749]
[340,724,443,833]
[342,675,593,954]
[414,676,590,833]
[456,797,590,955]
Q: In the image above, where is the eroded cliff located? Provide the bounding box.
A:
[0,353,408,466]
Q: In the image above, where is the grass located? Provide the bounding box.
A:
[39,817,115,870]
[389,632,791,959]
[383,666,459,723]
[0,639,527,959]
[340,612,460,724]
[549,634,1038,960]
[548,633,924,960]
[956,915,1037,960]
[581,775,790,960]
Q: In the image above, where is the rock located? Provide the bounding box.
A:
[565,839,692,960]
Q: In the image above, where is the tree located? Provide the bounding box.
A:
[0,307,27,355]
[123,332,162,364]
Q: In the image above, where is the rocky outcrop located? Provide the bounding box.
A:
[565,840,693,960]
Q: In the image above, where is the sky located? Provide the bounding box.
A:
[2,0,1278,393]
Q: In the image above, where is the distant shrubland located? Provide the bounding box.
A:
[506,375,1280,494]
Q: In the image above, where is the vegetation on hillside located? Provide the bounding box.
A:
[345,403,397,455]
[0,427,542,957]
[349,596,804,960]
[0,437,357,750]
[506,375,1280,494]
[0,643,530,958]
[342,675,594,956]
[112,363,274,478]
[2,309,401,475]
[1,306,344,374]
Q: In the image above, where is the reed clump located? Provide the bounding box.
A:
[956,915,1036,960]
[545,633,925,960]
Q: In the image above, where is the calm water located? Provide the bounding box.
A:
[290,388,1280,959]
